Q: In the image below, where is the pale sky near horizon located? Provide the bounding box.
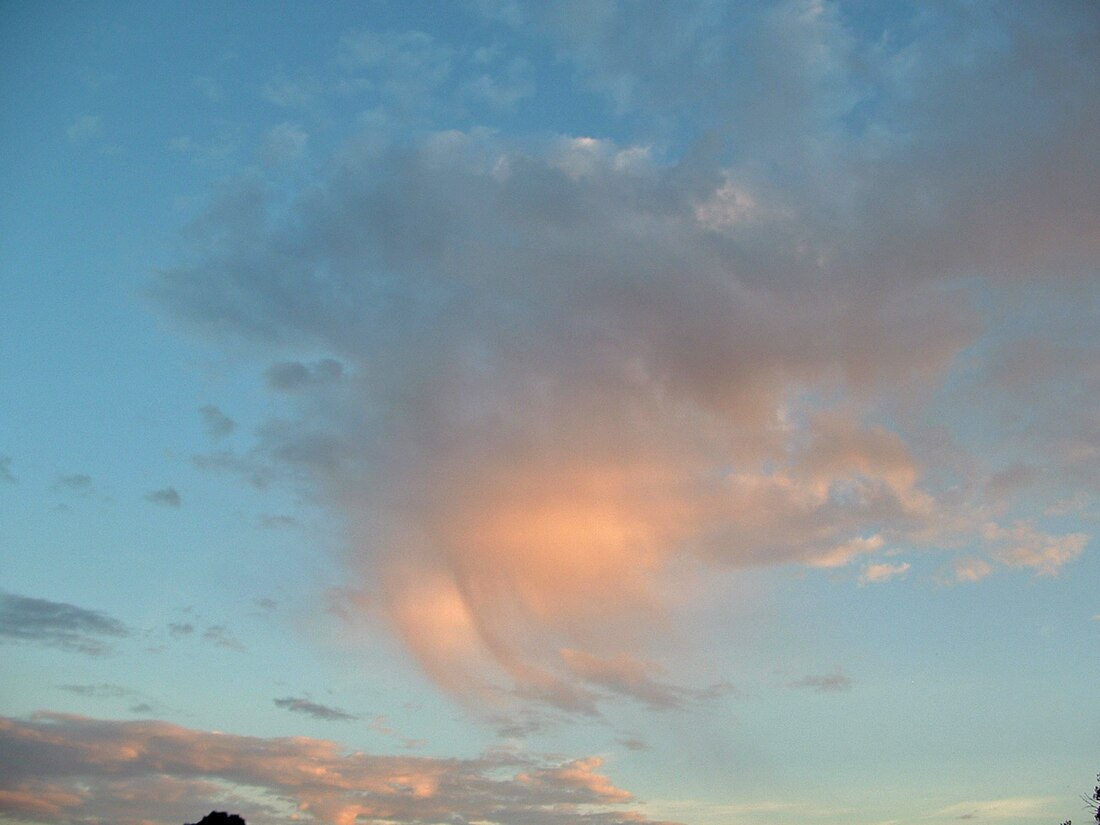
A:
[1,3,1098,825]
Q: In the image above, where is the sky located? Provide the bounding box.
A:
[1,2,1098,824]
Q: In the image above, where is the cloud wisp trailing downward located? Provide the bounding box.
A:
[0,713,677,825]
[153,1,1100,715]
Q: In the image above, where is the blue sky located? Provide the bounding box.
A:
[1,3,1098,825]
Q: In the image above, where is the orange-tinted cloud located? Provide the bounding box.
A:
[0,713,678,825]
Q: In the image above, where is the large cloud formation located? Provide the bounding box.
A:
[155,0,1100,714]
[0,713,673,825]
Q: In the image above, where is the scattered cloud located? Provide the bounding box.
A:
[201,625,245,652]
[0,594,128,655]
[982,521,1088,577]
[67,115,102,144]
[199,405,235,439]
[167,622,194,638]
[0,455,15,483]
[265,359,343,392]
[52,474,93,495]
[55,684,131,699]
[790,671,852,693]
[145,487,181,507]
[274,697,358,722]
[0,713,673,825]
[858,562,910,586]
[261,122,309,165]
[951,557,994,585]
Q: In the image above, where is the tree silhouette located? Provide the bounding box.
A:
[1060,773,1100,825]
[185,813,246,825]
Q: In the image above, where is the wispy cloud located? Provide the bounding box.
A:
[201,625,245,652]
[0,454,15,483]
[52,474,93,495]
[274,697,358,722]
[0,594,128,655]
[790,671,852,693]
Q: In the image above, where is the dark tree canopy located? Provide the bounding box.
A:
[186,813,246,825]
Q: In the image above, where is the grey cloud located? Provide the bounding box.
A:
[0,713,671,825]
[790,671,852,693]
[199,404,236,439]
[265,358,343,391]
[167,622,194,637]
[53,474,93,494]
[0,454,15,483]
[192,450,274,489]
[274,696,358,721]
[0,593,128,655]
[56,684,131,699]
[202,625,245,652]
[145,487,181,507]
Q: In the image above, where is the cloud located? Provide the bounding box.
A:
[167,622,194,638]
[151,1,1099,714]
[261,122,309,165]
[0,455,15,483]
[0,713,676,825]
[201,625,245,652]
[951,557,993,585]
[858,561,910,586]
[274,697,358,722]
[55,684,131,699]
[145,487,181,507]
[934,796,1057,820]
[0,594,128,655]
[199,405,236,439]
[67,115,102,144]
[982,521,1088,577]
[265,359,343,392]
[53,474,93,495]
[559,649,699,711]
[789,671,852,693]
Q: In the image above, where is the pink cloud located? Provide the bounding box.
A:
[0,713,678,825]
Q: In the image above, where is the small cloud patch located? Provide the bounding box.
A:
[274,697,358,721]
[146,487,181,507]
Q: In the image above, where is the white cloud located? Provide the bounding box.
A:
[858,562,910,586]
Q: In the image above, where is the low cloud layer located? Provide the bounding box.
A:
[152,0,1099,715]
[0,713,677,825]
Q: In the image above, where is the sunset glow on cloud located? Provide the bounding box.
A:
[2,2,1098,824]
